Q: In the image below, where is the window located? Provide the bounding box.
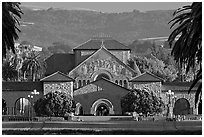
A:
[78,80,82,88]
[83,80,86,86]
[119,80,122,86]
[124,80,128,88]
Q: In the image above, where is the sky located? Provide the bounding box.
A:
[21,2,192,13]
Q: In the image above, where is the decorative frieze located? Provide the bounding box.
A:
[43,82,73,97]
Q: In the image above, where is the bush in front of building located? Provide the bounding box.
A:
[33,91,74,117]
[121,89,165,116]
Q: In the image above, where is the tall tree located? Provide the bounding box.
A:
[168,2,202,106]
[21,52,43,81]
[2,2,23,58]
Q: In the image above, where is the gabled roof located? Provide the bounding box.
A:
[73,38,131,50]
[129,72,164,82]
[45,53,75,76]
[69,46,139,75]
[40,71,74,82]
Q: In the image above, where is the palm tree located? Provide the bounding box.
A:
[21,51,46,81]
[2,60,18,81]
[168,2,202,106]
[2,2,23,58]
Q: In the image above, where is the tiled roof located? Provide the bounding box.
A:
[45,53,75,76]
[129,72,164,82]
[73,39,131,50]
[41,71,74,82]
[2,82,43,92]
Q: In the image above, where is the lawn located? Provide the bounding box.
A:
[2,129,202,135]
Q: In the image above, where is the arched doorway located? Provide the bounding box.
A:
[90,98,114,116]
[75,103,84,115]
[96,103,109,116]
[173,98,191,115]
[96,73,110,80]
[198,99,202,114]
[2,99,7,115]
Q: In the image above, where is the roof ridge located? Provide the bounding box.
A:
[40,71,74,81]
[73,39,92,50]
[129,71,164,82]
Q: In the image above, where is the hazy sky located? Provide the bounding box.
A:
[21,2,191,13]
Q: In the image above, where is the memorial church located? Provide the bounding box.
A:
[2,35,201,116]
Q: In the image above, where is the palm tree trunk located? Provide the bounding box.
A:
[33,72,36,82]
[23,71,26,80]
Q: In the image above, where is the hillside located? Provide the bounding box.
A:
[17,6,175,49]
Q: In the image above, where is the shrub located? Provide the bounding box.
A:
[121,89,165,116]
[34,91,73,117]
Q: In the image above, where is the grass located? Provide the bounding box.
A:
[2,129,202,135]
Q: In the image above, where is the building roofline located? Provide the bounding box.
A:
[73,38,131,51]
[129,71,164,82]
[40,71,75,82]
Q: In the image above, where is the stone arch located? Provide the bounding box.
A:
[173,98,191,115]
[75,103,84,115]
[90,98,114,115]
[92,69,113,81]
[14,97,31,116]
[115,80,118,84]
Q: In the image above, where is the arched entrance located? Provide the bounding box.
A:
[198,99,202,114]
[90,98,114,116]
[173,98,191,115]
[2,99,7,115]
[96,103,109,116]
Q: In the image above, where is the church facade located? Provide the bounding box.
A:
[2,36,202,116]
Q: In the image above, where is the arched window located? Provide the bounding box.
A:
[83,80,86,86]
[78,80,82,88]
[74,82,77,89]
[124,80,128,88]
[96,73,110,80]
[15,98,30,116]
[115,80,118,84]
[87,80,90,85]
[119,80,123,86]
